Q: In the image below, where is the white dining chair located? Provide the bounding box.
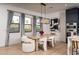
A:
[47,36,55,47]
[39,36,47,51]
[21,35,35,52]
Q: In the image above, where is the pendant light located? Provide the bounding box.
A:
[40,3,48,24]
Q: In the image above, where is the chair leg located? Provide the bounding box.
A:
[53,39,56,47]
[53,38,55,46]
[52,40,55,47]
[72,49,73,55]
[72,45,73,55]
[76,49,78,55]
[43,44,47,51]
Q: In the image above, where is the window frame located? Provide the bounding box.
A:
[9,15,20,33]
[24,16,32,32]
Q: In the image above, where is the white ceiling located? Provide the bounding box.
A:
[4,3,79,14]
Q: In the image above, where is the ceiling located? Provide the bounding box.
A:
[4,3,79,14]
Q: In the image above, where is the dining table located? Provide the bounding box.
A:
[28,35,39,51]
[28,34,55,51]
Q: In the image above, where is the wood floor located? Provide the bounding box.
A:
[0,42,67,55]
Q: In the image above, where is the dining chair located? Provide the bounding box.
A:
[47,36,55,47]
[39,36,47,51]
[71,36,79,55]
[21,35,35,52]
[72,40,79,55]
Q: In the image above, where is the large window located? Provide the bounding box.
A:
[10,15,20,33]
[24,17,32,32]
[36,18,41,32]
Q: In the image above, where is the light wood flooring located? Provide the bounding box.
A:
[0,42,67,55]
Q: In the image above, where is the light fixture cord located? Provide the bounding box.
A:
[45,5,46,18]
[41,4,42,18]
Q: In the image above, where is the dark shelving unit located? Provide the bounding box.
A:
[66,7,79,43]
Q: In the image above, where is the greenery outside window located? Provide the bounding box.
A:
[36,18,41,32]
[9,15,20,33]
[24,17,32,32]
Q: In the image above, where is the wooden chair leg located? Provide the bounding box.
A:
[72,41,74,55]
[72,41,78,55]
[76,49,78,55]
[53,38,55,47]
[72,48,73,55]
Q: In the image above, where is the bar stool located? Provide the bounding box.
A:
[72,40,78,55]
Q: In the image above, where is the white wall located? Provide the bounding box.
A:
[0,6,8,47]
[47,10,66,42]
[0,4,45,47]
[59,11,66,42]
[47,12,60,42]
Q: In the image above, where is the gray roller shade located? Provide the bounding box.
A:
[5,10,14,47]
[21,13,25,37]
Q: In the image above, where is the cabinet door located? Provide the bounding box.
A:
[66,8,78,23]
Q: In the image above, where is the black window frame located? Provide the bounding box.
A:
[9,15,20,33]
[24,16,32,32]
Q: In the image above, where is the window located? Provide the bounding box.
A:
[36,18,41,32]
[24,17,32,32]
[10,15,20,33]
